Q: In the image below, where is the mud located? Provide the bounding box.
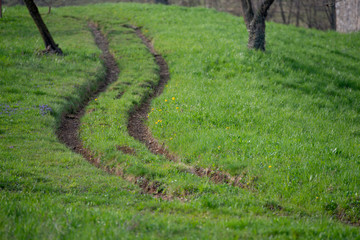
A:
[125,25,248,189]
[127,26,178,162]
[57,22,169,200]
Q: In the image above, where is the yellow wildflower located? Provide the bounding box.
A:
[172,97,175,100]
[268,165,272,168]
[176,107,179,110]
[95,98,98,101]
[165,99,168,102]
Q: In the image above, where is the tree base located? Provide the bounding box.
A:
[38,45,63,56]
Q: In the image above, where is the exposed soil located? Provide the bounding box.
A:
[127,26,178,162]
[56,22,169,200]
[57,22,246,202]
[126,26,248,190]
[54,22,360,227]
[57,22,118,154]
[116,145,137,156]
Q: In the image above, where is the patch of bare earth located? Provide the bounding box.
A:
[126,26,248,190]
[116,145,137,156]
[56,22,169,200]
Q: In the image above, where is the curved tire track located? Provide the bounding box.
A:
[126,26,248,189]
[57,22,170,200]
[127,25,178,162]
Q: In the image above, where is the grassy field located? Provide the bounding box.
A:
[1,3,360,239]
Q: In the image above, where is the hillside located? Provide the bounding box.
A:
[1,3,360,239]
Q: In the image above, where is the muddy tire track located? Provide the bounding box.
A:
[57,22,170,200]
[126,26,248,189]
[127,26,178,162]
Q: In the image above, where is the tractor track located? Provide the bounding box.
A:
[57,22,247,204]
[126,26,248,189]
[57,22,171,200]
[55,19,360,227]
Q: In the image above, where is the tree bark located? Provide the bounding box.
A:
[295,0,300,27]
[325,0,336,30]
[241,0,275,51]
[0,0,2,18]
[240,0,254,30]
[155,0,169,5]
[278,0,287,24]
[23,0,63,55]
[287,0,294,24]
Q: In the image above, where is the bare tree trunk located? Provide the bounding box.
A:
[287,0,294,24]
[295,0,300,26]
[325,0,336,30]
[248,16,267,50]
[23,0,63,55]
[278,0,287,24]
[301,1,312,28]
[0,0,2,18]
[42,0,52,14]
[313,4,317,28]
[329,3,336,30]
[155,0,169,4]
[241,0,275,51]
[240,0,255,30]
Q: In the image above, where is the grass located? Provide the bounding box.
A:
[1,3,360,239]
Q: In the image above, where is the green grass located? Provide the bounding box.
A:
[1,3,360,239]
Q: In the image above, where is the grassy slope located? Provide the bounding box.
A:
[121,3,360,219]
[0,3,359,239]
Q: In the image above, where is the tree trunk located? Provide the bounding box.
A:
[0,0,2,18]
[295,0,300,27]
[329,3,336,30]
[325,0,336,30]
[155,0,169,4]
[240,0,254,30]
[248,15,266,51]
[23,0,63,55]
[301,1,312,28]
[287,0,294,24]
[241,0,275,51]
[278,0,287,24]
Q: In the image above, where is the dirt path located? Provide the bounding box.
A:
[57,22,170,200]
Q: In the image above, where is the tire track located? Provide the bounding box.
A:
[57,22,171,200]
[126,25,248,189]
[127,25,178,162]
